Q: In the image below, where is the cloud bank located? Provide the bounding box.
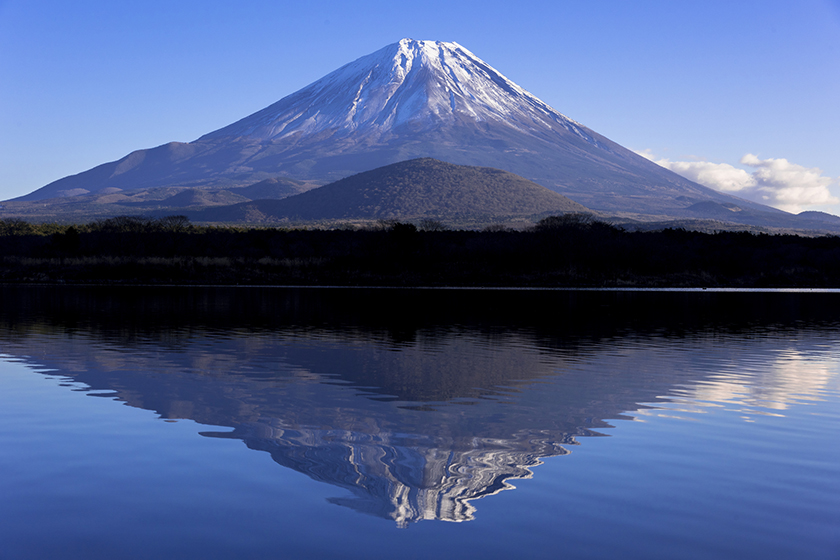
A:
[637,151,839,213]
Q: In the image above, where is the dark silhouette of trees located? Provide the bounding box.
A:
[1,215,840,287]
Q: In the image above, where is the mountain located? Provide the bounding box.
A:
[194,158,589,223]
[8,38,813,228]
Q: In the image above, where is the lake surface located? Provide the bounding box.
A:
[0,286,838,559]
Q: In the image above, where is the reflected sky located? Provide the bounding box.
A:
[1,286,838,531]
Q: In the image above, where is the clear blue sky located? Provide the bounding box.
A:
[2,0,839,212]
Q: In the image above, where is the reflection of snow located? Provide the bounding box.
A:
[222,423,573,527]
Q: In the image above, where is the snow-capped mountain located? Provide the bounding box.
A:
[201,39,600,147]
[16,38,788,223]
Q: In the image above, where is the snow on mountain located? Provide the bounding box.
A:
[201,39,600,147]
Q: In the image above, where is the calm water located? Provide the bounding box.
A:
[0,286,838,559]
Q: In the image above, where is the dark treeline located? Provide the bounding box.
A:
[2,214,840,286]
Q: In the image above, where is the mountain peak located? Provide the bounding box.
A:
[200,38,584,143]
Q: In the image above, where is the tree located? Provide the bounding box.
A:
[419,218,447,232]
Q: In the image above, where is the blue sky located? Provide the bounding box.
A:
[1,0,839,213]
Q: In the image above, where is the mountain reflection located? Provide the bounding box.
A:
[1,286,838,525]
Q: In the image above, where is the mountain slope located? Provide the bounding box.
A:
[157,189,249,208]
[233,177,311,200]
[14,38,795,227]
[195,158,589,222]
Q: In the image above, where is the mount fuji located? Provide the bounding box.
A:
[16,39,793,224]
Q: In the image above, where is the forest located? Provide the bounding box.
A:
[1,214,839,287]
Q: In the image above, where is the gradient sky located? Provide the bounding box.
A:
[1,0,839,213]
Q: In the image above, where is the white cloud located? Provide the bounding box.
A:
[637,150,839,213]
[658,159,756,193]
[740,154,838,212]
[635,148,657,162]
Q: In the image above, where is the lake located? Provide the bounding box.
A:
[0,286,838,559]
